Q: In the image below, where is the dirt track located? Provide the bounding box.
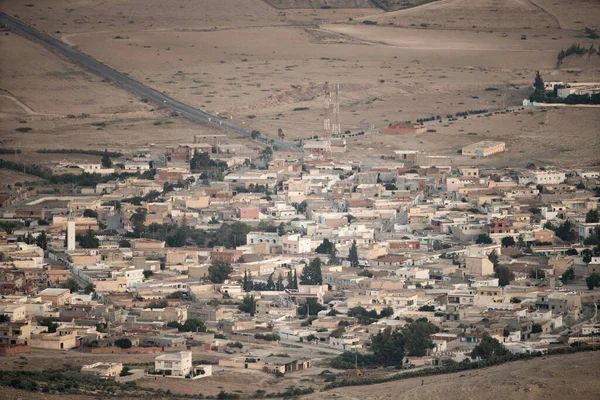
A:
[1,0,599,169]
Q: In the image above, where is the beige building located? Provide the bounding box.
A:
[38,288,71,306]
[81,362,124,377]
[155,351,193,377]
[30,327,77,350]
[0,320,31,346]
[465,256,494,276]
[462,141,506,157]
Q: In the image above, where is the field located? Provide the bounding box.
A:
[306,351,600,400]
[0,350,598,399]
[1,0,599,173]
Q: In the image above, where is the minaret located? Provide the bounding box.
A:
[67,211,76,251]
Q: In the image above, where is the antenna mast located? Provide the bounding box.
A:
[332,83,341,138]
[322,82,332,159]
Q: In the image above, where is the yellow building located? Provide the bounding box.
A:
[462,141,506,158]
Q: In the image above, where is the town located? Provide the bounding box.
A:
[0,123,599,397]
[1,0,599,398]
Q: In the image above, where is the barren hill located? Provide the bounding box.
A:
[304,352,600,400]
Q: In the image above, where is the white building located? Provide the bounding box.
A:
[329,334,362,351]
[155,351,193,377]
[67,212,76,251]
[520,170,566,185]
[395,267,429,280]
[282,234,311,254]
[247,232,281,246]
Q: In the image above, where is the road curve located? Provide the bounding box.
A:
[0,13,298,151]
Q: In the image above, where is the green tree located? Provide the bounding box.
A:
[146,299,169,309]
[476,234,493,244]
[298,298,326,316]
[329,328,345,338]
[39,317,59,333]
[586,209,599,223]
[349,240,359,268]
[61,278,80,293]
[501,236,515,247]
[167,318,206,332]
[295,200,308,214]
[315,239,335,254]
[277,128,285,140]
[358,269,373,278]
[561,267,575,282]
[242,269,252,292]
[286,270,298,289]
[114,338,132,349]
[83,209,99,218]
[586,273,600,290]
[79,227,99,248]
[143,270,154,279]
[238,294,257,316]
[471,334,509,359]
[277,222,286,237]
[166,291,186,299]
[266,273,275,290]
[371,326,405,366]
[300,257,323,285]
[555,220,576,243]
[401,319,439,356]
[261,147,273,163]
[84,283,95,294]
[379,306,394,318]
[488,249,499,267]
[531,323,543,334]
[495,265,514,286]
[530,71,546,102]
[208,261,233,284]
[35,230,48,250]
[0,314,9,323]
[101,149,112,168]
[276,273,284,291]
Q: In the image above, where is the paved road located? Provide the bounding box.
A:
[0,13,298,151]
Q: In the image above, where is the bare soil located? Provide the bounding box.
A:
[304,351,600,400]
[0,0,598,173]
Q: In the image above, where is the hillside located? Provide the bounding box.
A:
[304,351,600,400]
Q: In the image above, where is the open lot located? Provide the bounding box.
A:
[0,350,598,399]
[1,0,598,169]
[306,351,600,400]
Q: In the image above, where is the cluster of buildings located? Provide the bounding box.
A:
[0,138,599,379]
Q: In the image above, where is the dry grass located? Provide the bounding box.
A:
[0,0,598,172]
[305,351,600,400]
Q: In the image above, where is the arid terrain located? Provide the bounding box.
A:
[1,350,598,399]
[0,0,599,167]
[305,351,600,400]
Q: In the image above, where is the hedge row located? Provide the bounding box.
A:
[324,345,599,390]
[36,149,123,157]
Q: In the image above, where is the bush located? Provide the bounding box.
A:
[254,333,280,341]
[114,338,132,349]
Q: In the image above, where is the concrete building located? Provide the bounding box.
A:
[282,234,311,254]
[381,122,427,135]
[81,362,124,378]
[461,141,506,158]
[30,327,77,350]
[155,351,193,377]
[520,170,566,185]
[38,288,71,306]
[67,212,76,251]
[465,256,494,277]
[329,334,362,351]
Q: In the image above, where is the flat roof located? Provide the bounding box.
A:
[39,288,70,296]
